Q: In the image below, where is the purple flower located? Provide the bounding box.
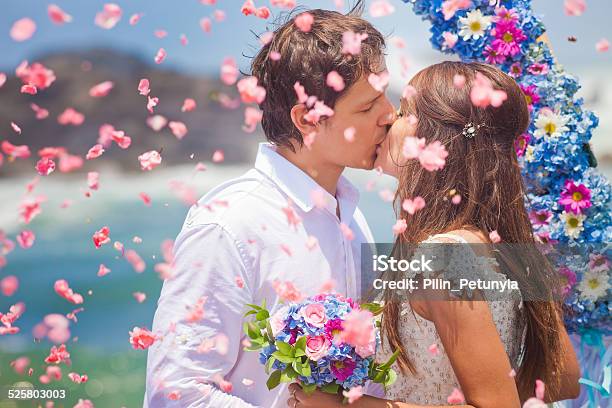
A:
[528,63,549,76]
[520,84,541,111]
[558,267,577,296]
[529,208,552,227]
[508,62,523,78]
[559,180,592,214]
[484,45,507,64]
[324,318,344,344]
[330,357,356,382]
[514,133,531,157]
[494,6,519,25]
[491,23,527,56]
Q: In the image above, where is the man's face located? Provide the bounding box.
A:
[311,68,396,170]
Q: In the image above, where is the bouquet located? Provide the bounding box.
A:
[243,293,399,396]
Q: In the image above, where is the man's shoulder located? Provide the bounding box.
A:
[182,168,285,232]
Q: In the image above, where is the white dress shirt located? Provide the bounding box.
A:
[144,143,374,407]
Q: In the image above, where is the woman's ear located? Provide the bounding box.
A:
[290,104,318,137]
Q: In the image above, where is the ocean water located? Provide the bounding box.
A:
[0,164,398,352]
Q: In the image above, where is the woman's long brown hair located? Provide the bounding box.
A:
[381,61,565,401]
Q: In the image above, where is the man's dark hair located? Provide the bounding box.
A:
[250,2,386,152]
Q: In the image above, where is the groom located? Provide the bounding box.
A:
[144,4,395,407]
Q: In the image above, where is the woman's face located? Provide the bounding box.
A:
[373,113,417,178]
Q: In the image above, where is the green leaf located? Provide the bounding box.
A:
[256,309,270,321]
[301,383,317,395]
[267,370,282,390]
[294,336,306,353]
[244,343,263,352]
[265,320,274,340]
[380,349,401,370]
[271,351,295,364]
[245,303,262,311]
[360,302,384,315]
[301,360,311,377]
[244,322,261,340]
[384,368,398,388]
[321,383,340,394]
[275,341,293,356]
[265,356,276,374]
[243,310,258,317]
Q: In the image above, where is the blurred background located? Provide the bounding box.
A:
[0,1,610,406]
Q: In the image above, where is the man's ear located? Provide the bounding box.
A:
[290,104,318,137]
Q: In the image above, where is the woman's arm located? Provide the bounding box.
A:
[286,383,475,408]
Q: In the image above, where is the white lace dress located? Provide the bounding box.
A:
[376,233,527,405]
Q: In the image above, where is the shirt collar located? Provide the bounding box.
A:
[254,143,360,219]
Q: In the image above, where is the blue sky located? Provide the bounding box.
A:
[1,0,610,85]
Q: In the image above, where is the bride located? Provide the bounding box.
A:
[287,61,581,407]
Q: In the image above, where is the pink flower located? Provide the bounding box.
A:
[294,81,309,103]
[54,280,83,304]
[237,76,266,104]
[489,230,501,243]
[326,71,345,92]
[527,63,548,76]
[212,150,225,163]
[97,264,111,277]
[35,157,55,176]
[92,226,110,248]
[147,96,159,113]
[495,6,519,24]
[10,18,36,42]
[442,31,458,49]
[57,108,85,126]
[68,372,88,384]
[558,267,577,296]
[509,62,523,78]
[86,144,105,160]
[89,81,114,98]
[564,0,586,17]
[596,38,609,53]
[16,61,56,90]
[87,172,99,190]
[1,276,19,296]
[447,388,465,404]
[301,303,327,328]
[129,326,156,349]
[220,57,239,85]
[95,3,122,29]
[304,100,335,123]
[470,72,507,108]
[125,249,146,273]
[343,386,364,404]
[392,219,407,235]
[269,306,288,336]
[154,48,167,64]
[588,253,610,273]
[441,0,472,21]
[402,136,426,159]
[331,358,357,382]
[182,98,197,112]
[529,209,552,227]
[340,309,375,349]
[169,121,188,139]
[44,344,71,365]
[402,197,426,215]
[255,7,271,19]
[418,141,448,171]
[484,45,507,65]
[241,0,257,16]
[17,230,35,249]
[369,0,395,18]
[491,23,526,57]
[200,18,212,33]
[342,31,369,55]
[294,12,314,32]
[138,78,151,96]
[367,71,389,92]
[111,130,131,149]
[48,4,72,25]
[272,280,303,302]
[520,84,540,112]
[304,335,330,361]
[559,180,592,214]
[514,133,531,157]
[243,107,263,133]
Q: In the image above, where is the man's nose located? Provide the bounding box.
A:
[378,97,396,126]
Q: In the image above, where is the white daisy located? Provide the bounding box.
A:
[458,10,493,41]
[534,110,569,139]
[577,270,610,302]
[559,211,585,239]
